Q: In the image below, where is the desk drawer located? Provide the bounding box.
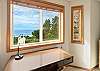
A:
[63,57,73,65]
[57,60,64,67]
[57,56,73,67]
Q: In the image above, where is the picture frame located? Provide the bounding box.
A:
[71,5,84,44]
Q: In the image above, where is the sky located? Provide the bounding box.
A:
[13,4,59,36]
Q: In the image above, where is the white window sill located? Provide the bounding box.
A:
[11,40,63,49]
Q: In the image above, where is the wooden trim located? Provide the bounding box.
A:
[71,5,84,44]
[68,64,99,71]
[8,42,64,52]
[13,0,64,12]
[63,8,65,43]
[7,0,65,52]
[7,0,11,52]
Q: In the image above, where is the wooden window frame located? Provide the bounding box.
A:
[7,0,65,52]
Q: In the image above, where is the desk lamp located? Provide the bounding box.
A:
[15,35,24,60]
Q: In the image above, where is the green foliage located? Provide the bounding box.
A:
[32,30,39,39]
[25,35,39,43]
[25,30,39,43]
[13,37,18,45]
[51,16,59,38]
[43,19,51,40]
[43,16,59,40]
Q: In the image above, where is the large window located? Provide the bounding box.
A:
[7,0,64,52]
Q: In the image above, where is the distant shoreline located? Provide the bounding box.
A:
[13,30,35,37]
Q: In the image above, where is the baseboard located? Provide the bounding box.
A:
[90,64,99,71]
[67,65,89,71]
[67,64,99,71]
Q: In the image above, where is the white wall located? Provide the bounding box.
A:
[0,0,68,71]
[90,0,100,68]
[0,0,2,70]
[68,0,91,68]
[0,0,10,71]
[68,0,100,69]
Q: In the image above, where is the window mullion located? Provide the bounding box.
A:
[39,9,43,42]
[59,13,61,41]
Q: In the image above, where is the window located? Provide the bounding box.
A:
[7,0,64,52]
[13,5,40,44]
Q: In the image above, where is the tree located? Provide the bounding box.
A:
[43,16,59,40]
[32,30,39,39]
[50,16,59,39]
[13,37,18,45]
[43,19,51,40]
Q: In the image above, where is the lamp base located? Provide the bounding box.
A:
[15,54,23,60]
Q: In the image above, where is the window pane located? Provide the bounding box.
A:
[43,10,59,41]
[13,4,40,45]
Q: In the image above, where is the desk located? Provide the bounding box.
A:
[4,48,73,71]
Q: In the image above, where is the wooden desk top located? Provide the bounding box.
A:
[4,48,73,71]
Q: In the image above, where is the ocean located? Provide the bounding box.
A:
[13,30,34,37]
